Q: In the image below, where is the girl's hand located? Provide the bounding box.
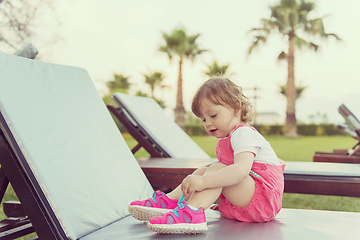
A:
[181,175,205,196]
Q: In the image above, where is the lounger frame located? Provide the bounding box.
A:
[0,128,64,240]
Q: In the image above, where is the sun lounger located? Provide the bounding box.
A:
[0,53,153,239]
[314,104,360,163]
[338,104,360,138]
[1,53,360,239]
[108,93,209,158]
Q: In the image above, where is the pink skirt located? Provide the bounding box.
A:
[218,160,285,223]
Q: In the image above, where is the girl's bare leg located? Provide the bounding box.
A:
[185,162,225,209]
[222,174,255,208]
[166,167,208,201]
[187,162,256,210]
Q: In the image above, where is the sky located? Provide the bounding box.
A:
[33,0,360,124]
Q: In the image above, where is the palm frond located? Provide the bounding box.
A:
[294,35,308,49]
[248,42,257,55]
[277,51,287,61]
[309,42,319,51]
[298,0,315,12]
[261,19,278,31]
[249,27,263,32]
[279,82,307,99]
[294,35,319,51]
[326,33,341,41]
[188,33,201,44]
[204,60,231,77]
[158,45,173,60]
[248,35,267,55]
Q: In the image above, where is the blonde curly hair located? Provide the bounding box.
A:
[191,77,254,123]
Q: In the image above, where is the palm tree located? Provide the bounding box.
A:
[159,26,207,130]
[103,73,132,132]
[106,73,132,93]
[249,0,341,138]
[204,61,233,77]
[143,71,168,99]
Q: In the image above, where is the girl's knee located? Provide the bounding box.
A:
[205,162,227,173]
[192,167,207,176]
[190,162,226,178]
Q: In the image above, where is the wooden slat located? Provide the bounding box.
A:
[313,152,360,164]
[0,217,34,240]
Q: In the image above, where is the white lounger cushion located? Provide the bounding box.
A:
[0,53,153,239]
[113,92,210,159]
[285,161,360,177]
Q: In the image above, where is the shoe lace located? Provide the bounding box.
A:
[151,191,160,204]
[171,194,185,218]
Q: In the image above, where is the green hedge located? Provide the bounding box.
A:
[296,124,342,136]
[185,124,208,136]
[185,124,344,136]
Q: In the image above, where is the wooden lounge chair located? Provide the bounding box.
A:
[314,104,360,164]
[107,93,210,159]
[109,93,360,197]
[1,53,360,239]
[0,53,153,239]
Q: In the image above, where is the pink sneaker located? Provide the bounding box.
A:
[147,195,207,234]
[128,191,179,221]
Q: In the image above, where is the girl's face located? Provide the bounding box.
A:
[199,98,242,138]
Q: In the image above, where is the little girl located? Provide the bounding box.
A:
[129,77,285,234]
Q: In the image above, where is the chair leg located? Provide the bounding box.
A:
[131,143,142,154]
[0,167,9,201]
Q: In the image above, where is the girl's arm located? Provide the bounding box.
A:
[181,151,254,195]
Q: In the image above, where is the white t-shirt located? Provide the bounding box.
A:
[230,126,280,166]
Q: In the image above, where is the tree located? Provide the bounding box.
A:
[204,61,233,77]
[103,73,132,133]
[248,0,341,138]
[103,73,132,110]
[159,26,207,130]
[143,71,169,99]
[0,0,58,54]
[106,73,132,93]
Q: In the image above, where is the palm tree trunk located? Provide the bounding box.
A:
[151,86,155,99]
[174,59,186,130]
[284,32,298,138]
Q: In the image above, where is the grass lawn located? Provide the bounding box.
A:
[1,135,359,239]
